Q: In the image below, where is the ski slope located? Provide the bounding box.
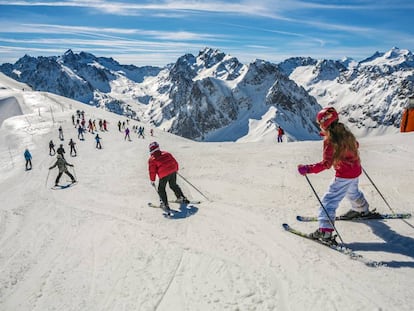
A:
[1,74,414,311]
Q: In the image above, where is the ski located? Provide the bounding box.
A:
[51,181,77,190]
[147,202,175,217]
[296,212,411,222]
[282,223,383,267]
[169,199,201,204]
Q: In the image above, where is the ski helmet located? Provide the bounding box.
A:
[316,107,339,130]
[149,141,160,154]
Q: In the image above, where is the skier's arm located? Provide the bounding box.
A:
[307,141,333,174]
[148,159,158,182]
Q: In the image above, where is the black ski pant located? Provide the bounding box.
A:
[55,170,75,184]
[157,172,184,206]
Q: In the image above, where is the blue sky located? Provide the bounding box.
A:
[0,0,413,67]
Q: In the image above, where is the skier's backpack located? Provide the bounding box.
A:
[400,98,414,133]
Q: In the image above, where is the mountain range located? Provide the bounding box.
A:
[1,47,413,141]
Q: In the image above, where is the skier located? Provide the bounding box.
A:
[57,144,65,158]
[138,126,145,139]
[297,107,370,242]
[49,154,76,186]
[68,138,77,156]
[148,142,189,215]
[24,148,32,170]
[95,134,102,149]
[124,127,131,141]
[58,126,64,140]
[49,140,56,155]
[77,126,85,140]
[277,126,284,143]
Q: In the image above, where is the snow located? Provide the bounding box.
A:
[1,73,414,311]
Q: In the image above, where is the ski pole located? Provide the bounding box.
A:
[45,169,51,187]
[177,172,211,202]
[362,168,396,214]
[45,158,56,187]
[304,175,345,245]
[71,166,77,180]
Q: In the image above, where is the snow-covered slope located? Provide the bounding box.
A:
[1,71,414,310]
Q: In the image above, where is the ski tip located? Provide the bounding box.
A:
[296,216,302,221]
[282,223,290,230]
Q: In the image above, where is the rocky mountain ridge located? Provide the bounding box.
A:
[1,47,413,141]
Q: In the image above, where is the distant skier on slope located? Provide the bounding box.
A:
[124,127,131,141]
[68,138,77,156]
[57,144,65,158]
[49,140,56,155]
[49,154,76,186]
[277,126,284,143]
[95,134,102,149]
[77,126,84,140]
[148,142,189,215]
[297,107,371,242]
[24,148,32,170]
[58,125,64,140]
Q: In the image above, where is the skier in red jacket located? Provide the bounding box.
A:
[148,142,189,213]
[297,107,370,242]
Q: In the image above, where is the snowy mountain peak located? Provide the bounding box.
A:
[197,47,226,68]
[359,47,414,67]
[1,47,414,141]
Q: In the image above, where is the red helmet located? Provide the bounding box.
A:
[316,107,339,130]
[149,141,160,154]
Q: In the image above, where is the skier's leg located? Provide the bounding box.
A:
[168,172,187,201]
[65,170,76,182]
[318,177,351,229]
[55,172,63,185]
[345,177,369,212]
[158,177,169,207]
[168,173,183,196]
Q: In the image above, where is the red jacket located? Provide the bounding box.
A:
[307,139,362,178]
[148,151,179,181]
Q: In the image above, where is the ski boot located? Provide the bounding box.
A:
[340,209,373,220]
[160,202,173,217]
[308,229,338,246]
[176,196,190,204]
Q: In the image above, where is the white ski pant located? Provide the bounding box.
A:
[318,176,367,229]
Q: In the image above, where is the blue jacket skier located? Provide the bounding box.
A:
[24,148,32,170]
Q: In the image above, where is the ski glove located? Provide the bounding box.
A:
[297,164,309,175]
[150,181,156,187]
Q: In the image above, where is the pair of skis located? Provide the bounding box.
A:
[283,211,411,267]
